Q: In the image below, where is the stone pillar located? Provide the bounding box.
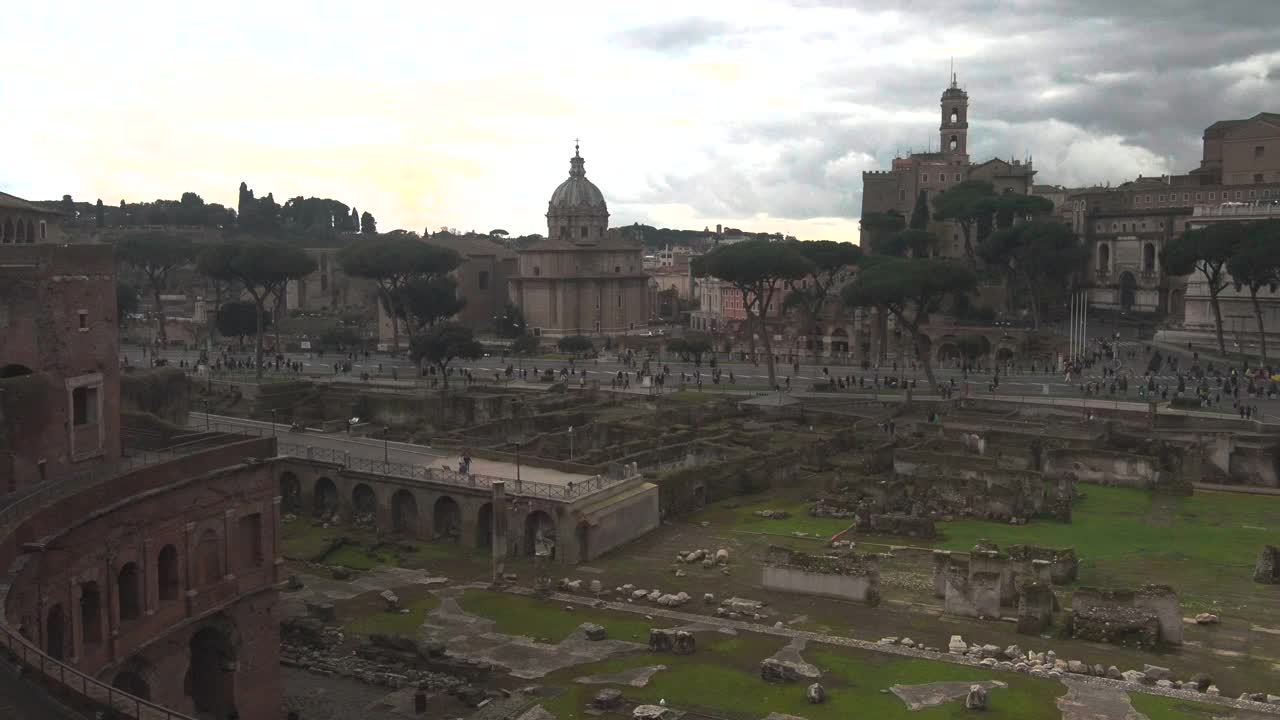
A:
[183,521,197,615]
[143,539,156,616]
[223,508,237,581]
[492,481,507,583]
[271,496,285,585]
[105,553,119,660]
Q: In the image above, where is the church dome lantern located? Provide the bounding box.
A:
[547,142,609,243]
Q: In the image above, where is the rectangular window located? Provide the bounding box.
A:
[477,271,489,290]
[899,189,906,201]
[1254,174,1265,183]
[72,386,98,426]
[1195,192,1202,201]
[920,173,928,184]
[1249,190,1256,199]
[239,513,263,567]
[77,310,88,331]
[1209,192,1216,200]
[1256,145,1266,159]
[1183,193,1189,201]
[1158,195,1165,202]
[1236,191,1243,200]
[955,173,961,182]
[617,295,622,307]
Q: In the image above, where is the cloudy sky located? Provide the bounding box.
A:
[3,1,1278,242]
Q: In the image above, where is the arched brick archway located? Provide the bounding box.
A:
[476,502,493,548]
[188,624,238,718]
[393,489,419,535]
[352,483,376,517]
[279,472,301,512]
[113,670,150,700]
[80,581,103,645]
[157,544,180,602]
[432,496,460,542]
[46,604,66,660]
[524,510,556,558]
[314,477,338,516]
[936,343,961,365]
[118,562,142,622]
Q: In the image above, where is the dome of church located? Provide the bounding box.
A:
[549,145,607,212]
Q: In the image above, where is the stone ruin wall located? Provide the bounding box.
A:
[1069,585,1183,649]
[761,545,881,606]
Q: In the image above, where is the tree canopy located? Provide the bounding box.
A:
[783,240,862,345]
[666,335,713,365]
[1164,223,1246,354]
[115,232,196,345]
[116,283,138,326]
[198,239,315,377]
[700,239,813,388]
[843,257,976,387]
[557,335,595,357]
[933,180,997,265]
[216,300,271,344]
[858,211,906,255]
[410,322,482,387]
[360,211,378,234]
[337,236,461,349]
[979,221,1085,328]
[1226,220,1280,364]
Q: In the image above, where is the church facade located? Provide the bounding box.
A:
[509,146,649,337]
[861,76,1036,258]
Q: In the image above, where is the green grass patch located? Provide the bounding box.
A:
[688,493,851,539]
[935,485,1280,614]
[458,590,664,643]
[542,634,1066,720]
[280,520,337,560]
[344,595,441,638]
[1128,693,1236,719]
[326,543,395,570]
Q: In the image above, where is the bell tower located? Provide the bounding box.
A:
[940,71,969,157]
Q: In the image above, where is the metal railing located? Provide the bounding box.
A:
[0,442,247,720]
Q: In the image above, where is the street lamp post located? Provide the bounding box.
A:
[204,400,210,431]
[568,425,574,460]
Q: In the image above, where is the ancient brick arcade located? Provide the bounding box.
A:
[0,237,284,720]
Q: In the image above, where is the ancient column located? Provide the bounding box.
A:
[492,481,507,584]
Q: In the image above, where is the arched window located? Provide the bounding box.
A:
[158,545,179,601]
[950,109,958,124]
[949,136,958,151]
[198,529,221,585]
[2,218,11,243]
[16,220,26,243]
[533,266,541,277]
[118,563,142,621]
[1143,243,1156,273]
[80,582,102,644]
[1098,243,1111,272]
[39,221,47,240]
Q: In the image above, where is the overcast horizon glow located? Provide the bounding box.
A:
[3,1,1277,243]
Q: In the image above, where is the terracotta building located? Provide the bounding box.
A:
[425,233,518,332]
[0,225,283,718]
[0,191,63,245]
[862,75,1037,258]
[0,243,121,494]
[508,145,649,336]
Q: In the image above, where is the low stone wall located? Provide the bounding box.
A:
[1070,585,1182,647]
[889,449,1070,522]
[762,546,880,606]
